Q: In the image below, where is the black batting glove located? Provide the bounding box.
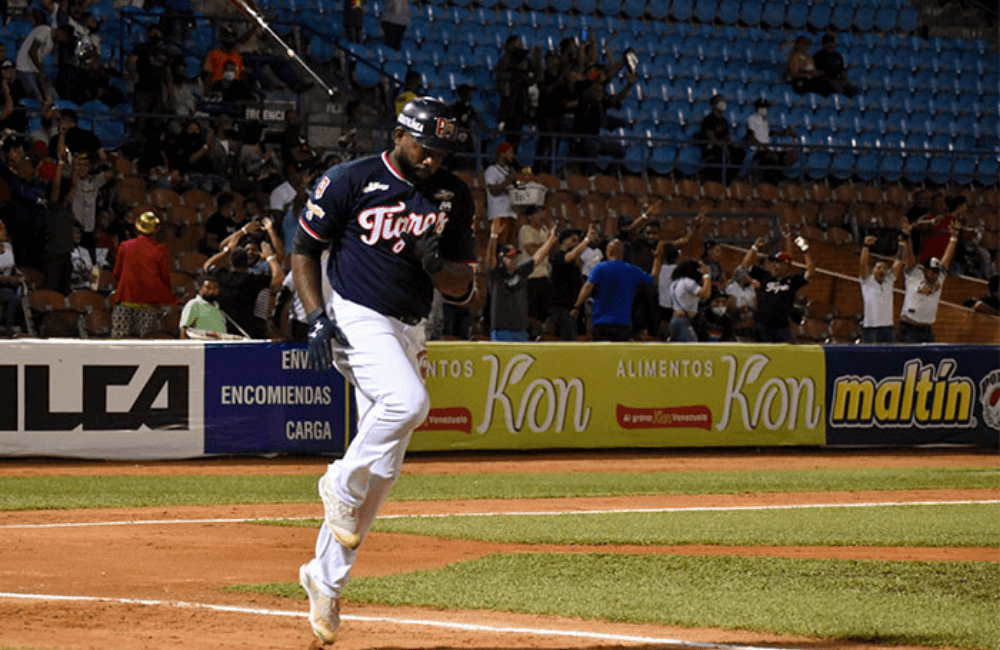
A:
[306,307,350,372]
[406,230,445,275]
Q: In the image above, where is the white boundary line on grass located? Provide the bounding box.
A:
[1,499,997,529]
[0,591,809,650]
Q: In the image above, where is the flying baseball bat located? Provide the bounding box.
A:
[225,0,336,97]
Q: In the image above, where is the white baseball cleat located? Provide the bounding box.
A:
[318,473,361,549]
[299,564,340,644]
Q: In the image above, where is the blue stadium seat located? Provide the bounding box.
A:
[897,7,919,32]
[5,19,34,41]
[717,0,740,24]
[879,153,904,182]
[575,0,597,13]
[808,1,832,29]
[927,155,953,185]
[805,151,831,179]
[975,156,998,185]
[677,145,702,175]
[761,0,784,27]
[786,2,808,28]
[647,1,669,19]
[671,0,694,21]
[854,6,875,31]
[694,0,717,23]
[875,7,897,32]
[624,143,650,174]
[623,0,645,17]
[739,1,762,26]
[830,151,855,180]
[830,3,853,31]
[903,155,928,183]
[649,145,677,175]
[952,157,976,184]
[856,151,880,181]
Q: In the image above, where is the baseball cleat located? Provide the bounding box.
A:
[299,564,340,644]
[318,473,361,549]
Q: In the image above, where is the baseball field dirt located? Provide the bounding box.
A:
[0,448,996,650]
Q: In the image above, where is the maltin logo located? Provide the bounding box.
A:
[830,359,976,429]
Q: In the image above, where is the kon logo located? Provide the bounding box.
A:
[0,364,189,431]
[477,353,591,434]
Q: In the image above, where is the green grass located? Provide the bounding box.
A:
[362,502,1000,547]
[0,466,995,511]
[234,554,1000,649]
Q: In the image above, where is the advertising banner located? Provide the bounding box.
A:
[411,342,827,451]
[824,345,1000,446]
[203,342,353,455]
[0,340,205,459]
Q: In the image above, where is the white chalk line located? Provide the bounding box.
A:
[1,499,997,530]
[0,591,808,650]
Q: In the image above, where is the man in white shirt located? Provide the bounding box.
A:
[897,219,959,343]
[746,98,797,183]
[859,234,904,343]
[15,8,71,100]
[483,142,520,244]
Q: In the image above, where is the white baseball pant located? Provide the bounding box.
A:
[305,290,430,598]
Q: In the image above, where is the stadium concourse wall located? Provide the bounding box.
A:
[0,339,996,460]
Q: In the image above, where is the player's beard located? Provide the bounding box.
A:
[396,147,435,183]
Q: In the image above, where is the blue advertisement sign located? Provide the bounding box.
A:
[203,342,354,454]
[824,345,1000,446]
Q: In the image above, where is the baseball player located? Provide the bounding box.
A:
[292,97,476,645]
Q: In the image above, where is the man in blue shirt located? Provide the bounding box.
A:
[570,237,665,341]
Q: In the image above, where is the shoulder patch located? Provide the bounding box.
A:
[315,176,330,200]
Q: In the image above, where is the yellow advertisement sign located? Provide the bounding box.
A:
[412,343,827,451]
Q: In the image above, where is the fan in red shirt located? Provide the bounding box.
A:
[110,211,176,338]
[915,194,970,264]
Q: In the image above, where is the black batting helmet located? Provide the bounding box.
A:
[396,96,460,152]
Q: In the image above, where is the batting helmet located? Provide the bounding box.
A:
[135,211,160,235]
[396,97,460,152]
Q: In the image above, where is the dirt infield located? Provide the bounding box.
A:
[0,448,996,650]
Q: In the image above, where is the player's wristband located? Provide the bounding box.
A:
[306,307,326,325]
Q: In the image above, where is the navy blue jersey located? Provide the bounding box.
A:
[297,151,476,321]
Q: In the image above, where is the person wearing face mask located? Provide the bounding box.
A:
[179,275,228,338]
[746,98,798,184]
[127,25,172,136]
[859,231,905,343]
[203,25,244,87]
[695,288,735,343]
[209,60,256,106]
[725,266,757,341]
[698,94,745,185]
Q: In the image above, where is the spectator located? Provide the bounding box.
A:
[965,274,999,315]
[205,115,240,179]
[110,211,177,338]
[568,56,637,173]
[701,238,727,289]
[69,152,114,251]
[914,194,971,265]
[668,258,713,342]
[451,84,488,170]
[127,24,172,136]
[202,226,284,339]
[47,110,105,163]
[381,0,410,51]
[485,217,558,341]
[517,206,552,337]
[739,233,815,343]
[786,35,830,96]
[694,288,735,342]
[69,223,95,290]
[246,216,284,275]
[203,24,244,88]
[15,6,72,100]
[274,162,315,244]
[812,33,857,98]
[29,98,59,147]
[202,191,243,254]
[207,60,256,106]
[179,275,228,338]
[483,142,522,245]
[898,219,959,343]
[494,36,540,144]
[171,119,226,192]
[0,219,25,334]
[0,59,28,134]
[276,268,310,342]
[277,108,323,172]
[746,98,798,183]
[549,223,598,340]
[44,131,74,294]
[236,121,281,195]
[725,266,757,340]
[859,232,905,343]
[394,70,421,116]
[571,237,666,342]
[343,0,363,43]
[72,46,127,108]
[0,135,48,270]
[534,48,577,173]
[698,94,745,184]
